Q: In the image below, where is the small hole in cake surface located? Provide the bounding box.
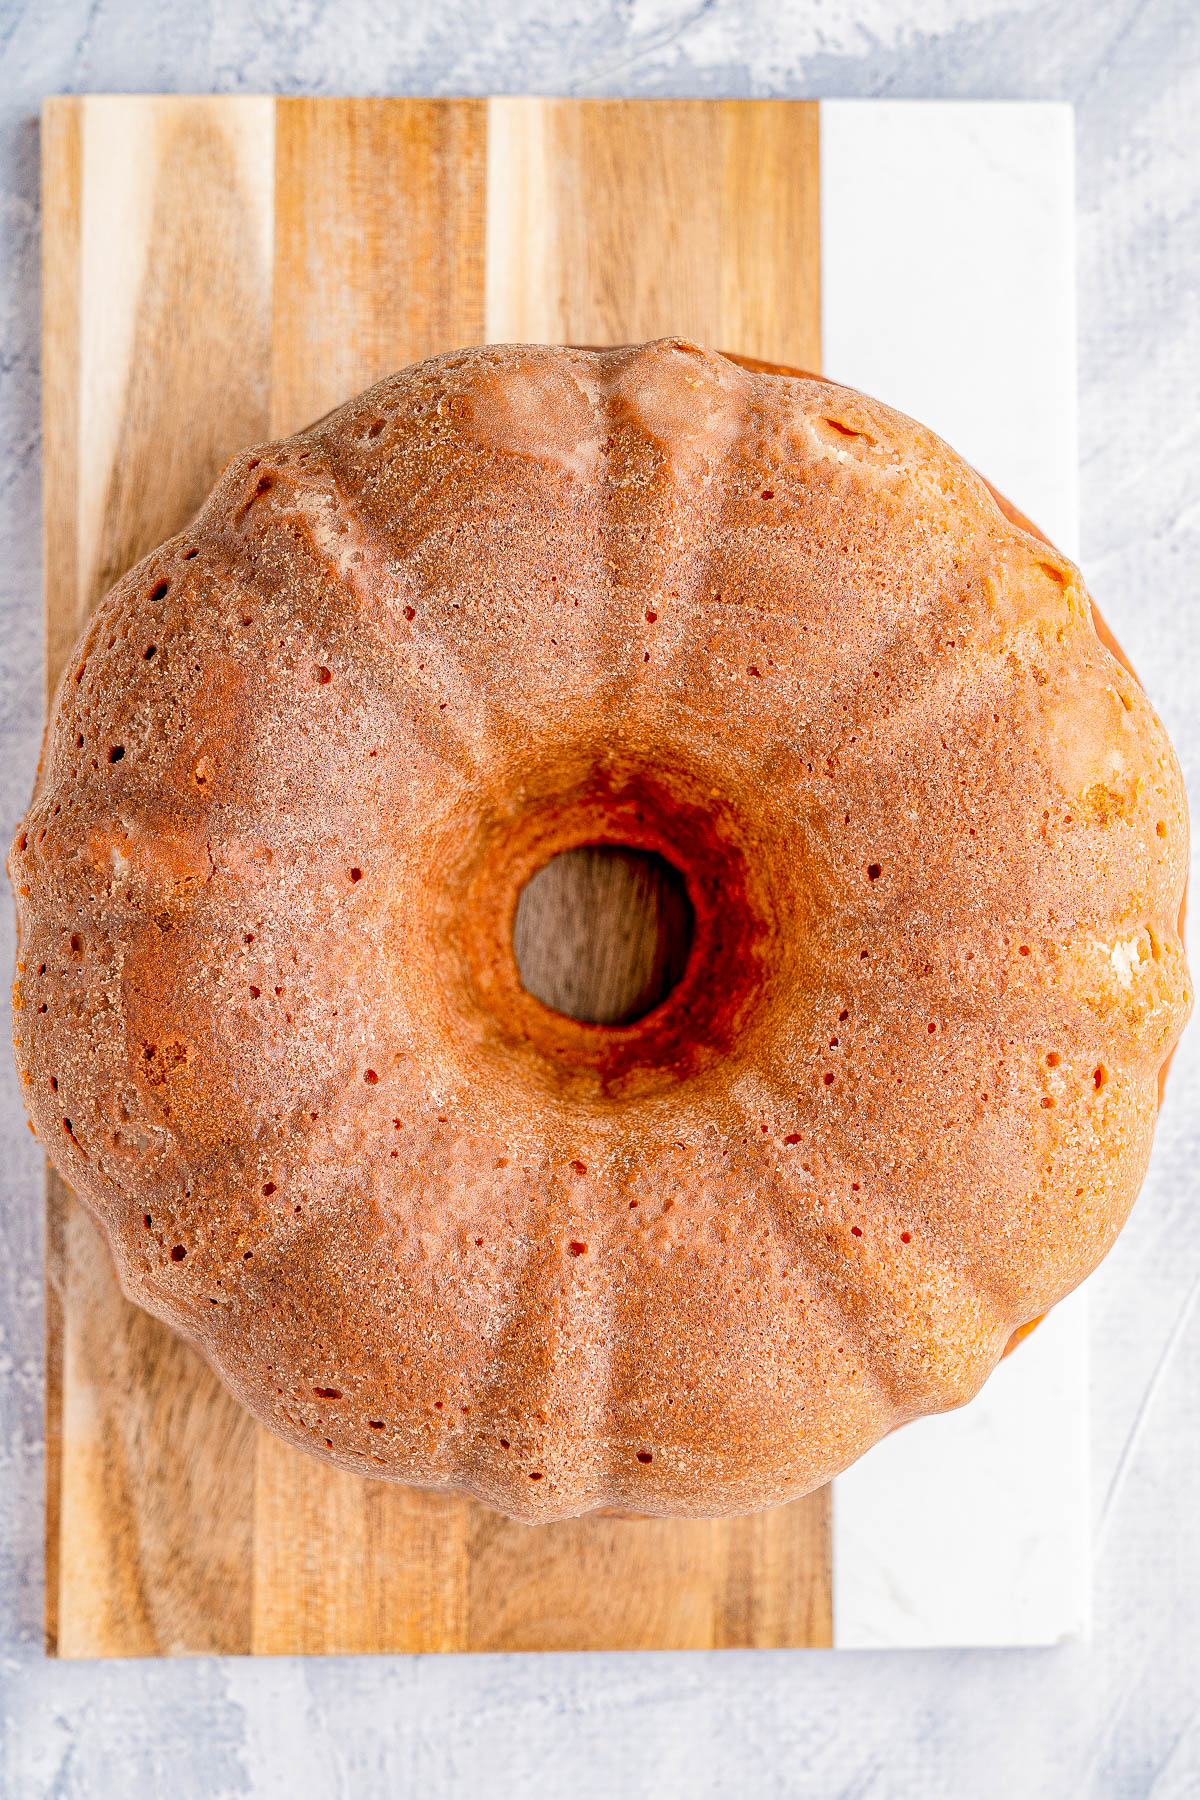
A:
[512,845,694,1026]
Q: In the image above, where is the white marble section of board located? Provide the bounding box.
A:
[820,99,1089,1648]
[833,1291,1089,1649]
[819,99,1078,558]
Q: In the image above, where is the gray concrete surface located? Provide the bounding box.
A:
[1,3,1197,1795]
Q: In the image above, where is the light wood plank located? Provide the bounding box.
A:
[484,97,557,342]
[75,96,276,615]
[50,93,276,1658]
[41,96,84,700]
[40,94,83,1658]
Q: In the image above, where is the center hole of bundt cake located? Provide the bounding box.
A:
[512,845,695,1026]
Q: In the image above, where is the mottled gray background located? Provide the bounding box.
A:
[1,3,1197,1796]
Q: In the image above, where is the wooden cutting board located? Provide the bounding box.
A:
[40,94,831,1657]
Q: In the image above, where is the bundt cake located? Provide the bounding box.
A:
[11,339,1190,1522]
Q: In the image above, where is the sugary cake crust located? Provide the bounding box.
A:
[11,340,1191,1521]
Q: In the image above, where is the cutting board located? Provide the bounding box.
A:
[41,93,830,1658]
[40,95,1087,1657]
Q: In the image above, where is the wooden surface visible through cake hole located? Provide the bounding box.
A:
[41,93,830,1657]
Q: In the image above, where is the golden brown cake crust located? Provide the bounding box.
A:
[11,339,1191,1522]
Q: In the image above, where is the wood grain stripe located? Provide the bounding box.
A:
[40,99,83,1652]
[49,94,275,1659]
[41,97,83,704]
